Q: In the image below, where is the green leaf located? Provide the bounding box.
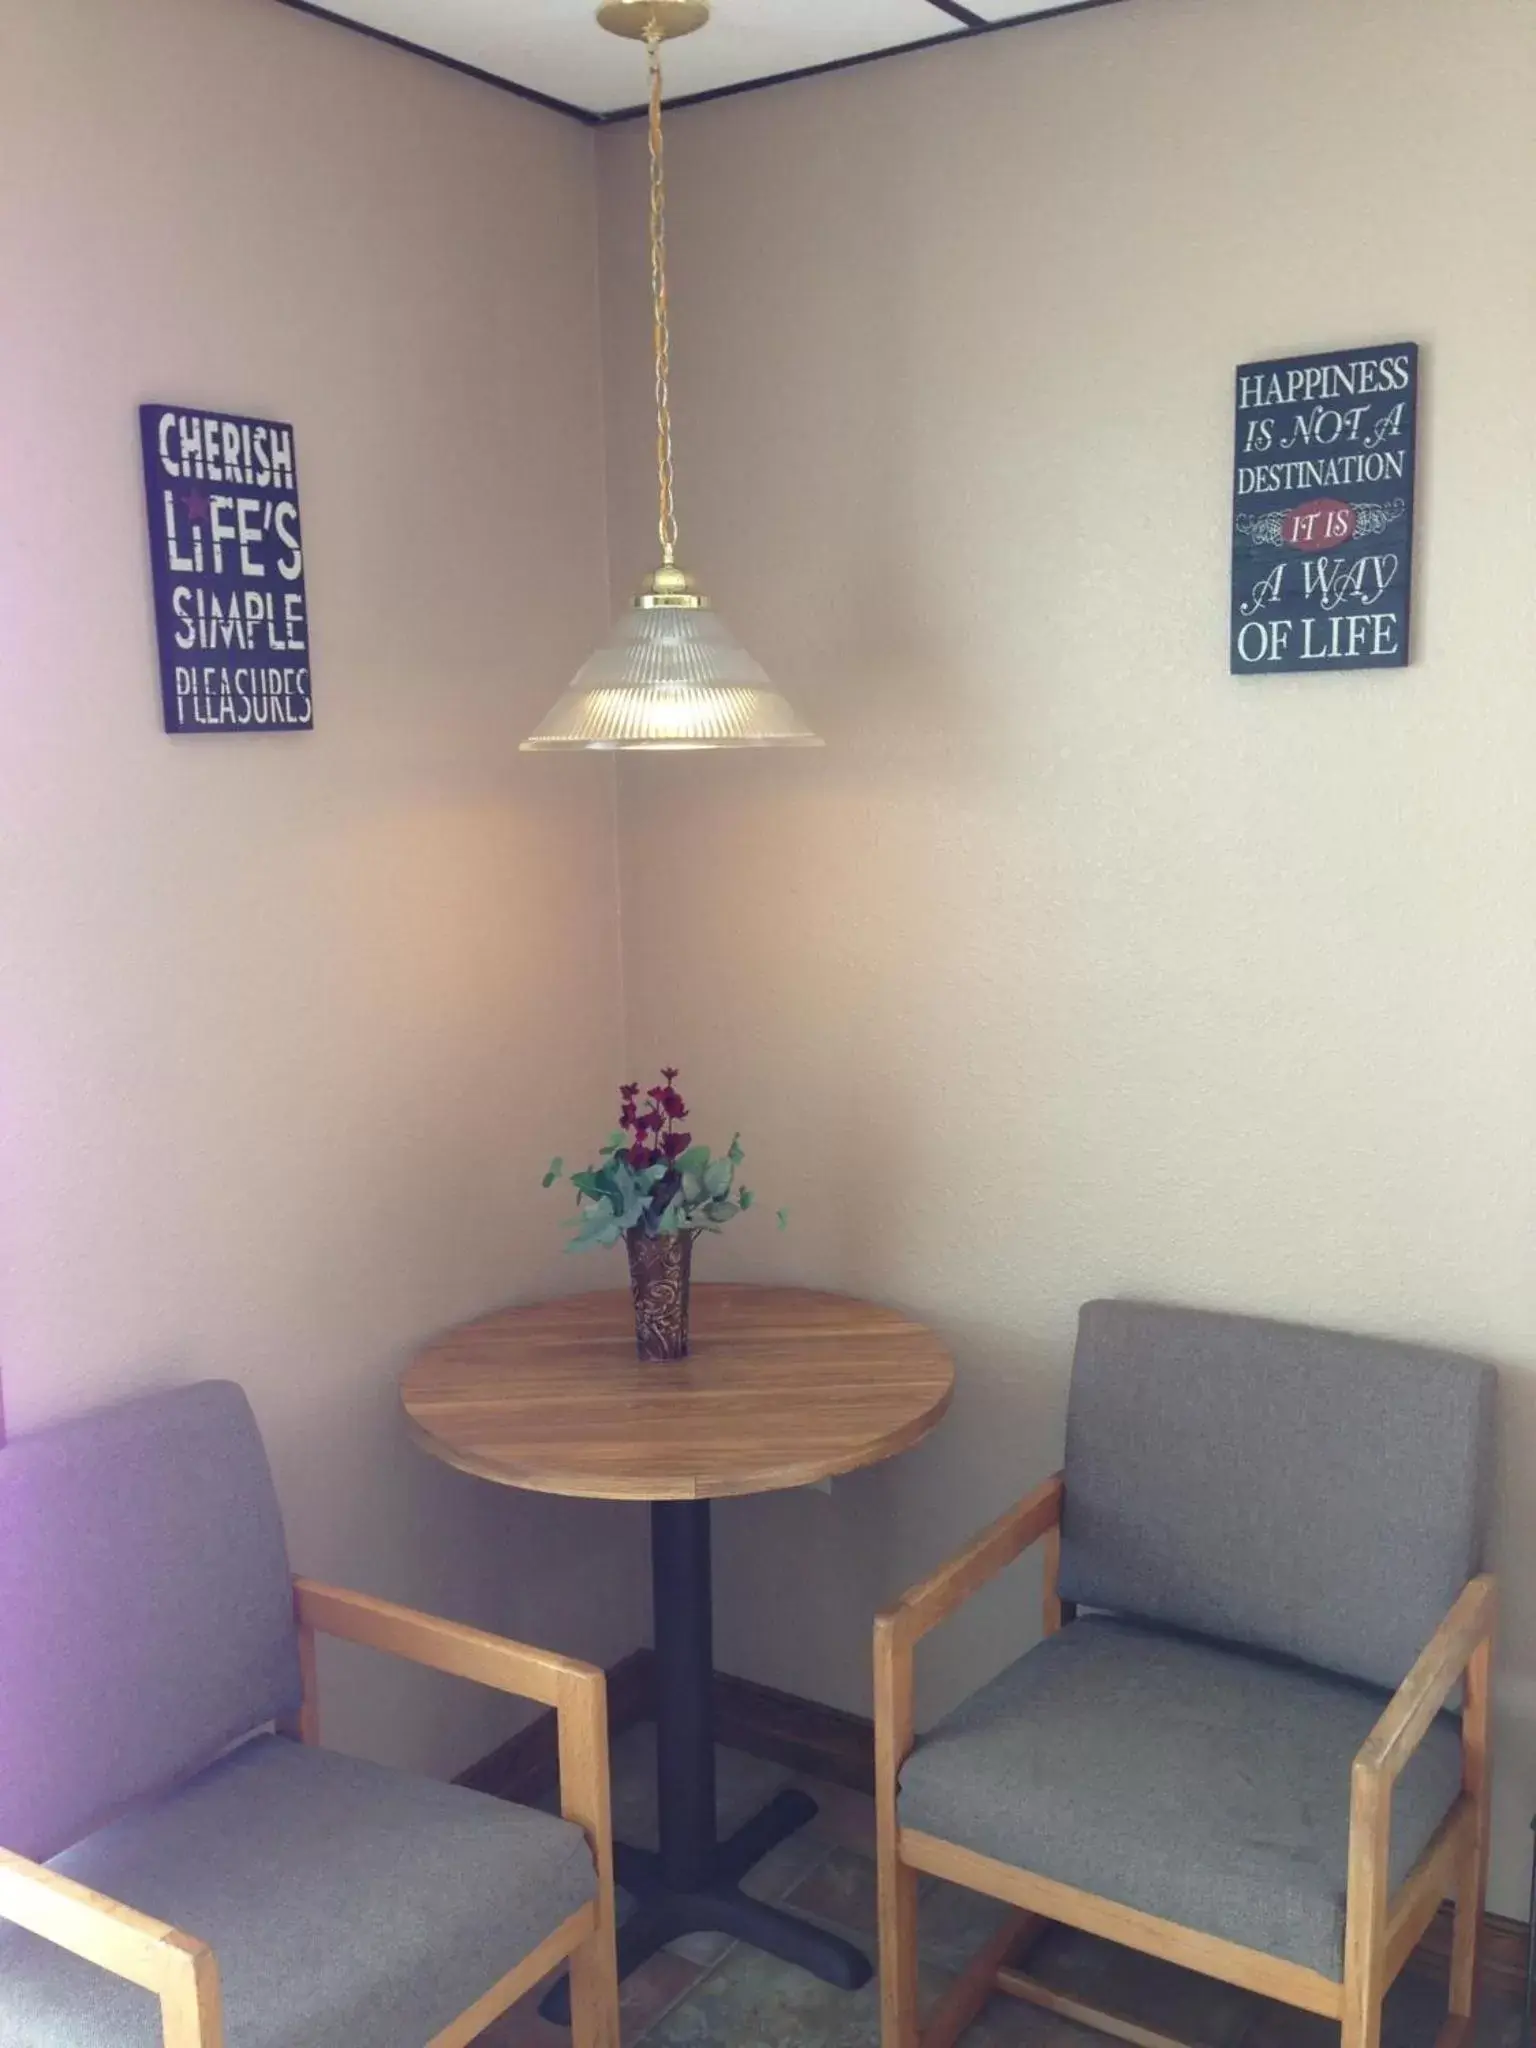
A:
[702,1158,734,1198]
[541,1156,564,1189]
[655,1196,686,1235]
[737,1187,755,1210]
[675,1145,710,1177]
[570,1169,607,1198]
[681,1171,705,1205]
[598,1128,629,1157]
[776,1208,790,1230]
[705,1198,737,1223]
[727,1133,744,1167]
[568,1207,623,1250]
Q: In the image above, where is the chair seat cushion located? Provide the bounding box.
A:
[0,1735,596,2048]
[898,1615,1464,1979]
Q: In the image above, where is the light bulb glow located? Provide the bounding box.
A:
[521,603,821,751]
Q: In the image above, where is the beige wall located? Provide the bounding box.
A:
[0,0,648,1778]
[598,0,1536,1911]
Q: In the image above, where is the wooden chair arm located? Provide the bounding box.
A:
[875,1473,1064,1653]
[291,1578,615,1935]
[0,1847,220,2045]
[293,1578,605,1711]
[1354,1574,1497,1788]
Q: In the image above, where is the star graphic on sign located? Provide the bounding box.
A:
[182,490,210,523]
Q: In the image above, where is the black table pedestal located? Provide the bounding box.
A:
[541,1500,872,2024]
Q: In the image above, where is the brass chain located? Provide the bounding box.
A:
[646,26,678,567]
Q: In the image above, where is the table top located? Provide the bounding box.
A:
[401,1283,955,1502]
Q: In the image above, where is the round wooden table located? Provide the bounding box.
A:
[403,1282,954,2011]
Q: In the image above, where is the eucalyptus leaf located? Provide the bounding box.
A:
[681,1171,704,1205]
[702,1158,734,1198]
[705,1198,737,1223]
[776,1208,790,1230]
[541,1156,564,1189]
[737,1188,755,1210]
[675,1144,710,1177]
[727,1134,744,1166]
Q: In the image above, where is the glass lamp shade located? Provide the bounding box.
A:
[521,600,822,752]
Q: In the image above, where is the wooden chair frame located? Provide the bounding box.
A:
[874,1473,1495,2048]
[0,1577,620,2048]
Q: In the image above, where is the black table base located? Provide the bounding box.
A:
[541,1500,873,2025]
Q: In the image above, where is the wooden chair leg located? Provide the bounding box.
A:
[567,1922,620,2048]
[1342,1761,1390,2048]
[158,1937,223,2048]
[1447,1635,1492,2043]
[558,1670,620,2048]
[875,1612,920,2048]
[879,1843,920,2048]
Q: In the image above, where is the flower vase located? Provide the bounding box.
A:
[625,1228,696,1362]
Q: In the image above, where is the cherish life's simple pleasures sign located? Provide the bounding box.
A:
[1230,343,1418,676]
[140,404,314,733]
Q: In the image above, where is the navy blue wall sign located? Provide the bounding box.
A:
[140,403,314,733]
[1231,343,1418,676]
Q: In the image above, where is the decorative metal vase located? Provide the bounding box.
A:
[625,1228,697,1362]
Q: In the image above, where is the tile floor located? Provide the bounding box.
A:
[480,1727,1528,2048]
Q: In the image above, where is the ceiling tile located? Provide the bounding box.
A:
[300,0,954,116]
[959,0,1108,21]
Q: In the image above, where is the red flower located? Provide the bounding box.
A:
[662,1066,680,1083]
[628,1141,652,1168]
[660,1088,687,1119]
[620,1082,640,1099]
[661,1130,691,1159]
[636,1109,664,1135]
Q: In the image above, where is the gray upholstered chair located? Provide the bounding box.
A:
[875,1300,1496,2048]
[0,1381,619,2048]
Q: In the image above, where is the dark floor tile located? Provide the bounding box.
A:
[917,1876,1021,1974]
[473,1991,568,2047]
[794,1778,878,1857]
[604,1725,796,1854]
[477,1944,702,2047]
[639,1944,952,2048]
[740,1825,838,1907]
[962,1991,1115,2048]
[1025,1924,1264,2048]
[784,1845,880,1945]
[620,1949,710,2042]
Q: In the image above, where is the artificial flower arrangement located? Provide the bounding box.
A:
[542,1067,784,1251]
[542,1068,783,1359]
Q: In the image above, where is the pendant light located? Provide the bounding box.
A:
[522,0,822,752]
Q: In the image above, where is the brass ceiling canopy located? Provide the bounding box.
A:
[596,1,710,41]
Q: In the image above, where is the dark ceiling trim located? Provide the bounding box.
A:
[271,0,1129,128]
[273,0,601,125]
[600,0,1130,123]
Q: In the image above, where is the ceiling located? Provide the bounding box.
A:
[277,0,1125,122]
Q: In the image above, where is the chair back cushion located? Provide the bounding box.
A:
[0,1381,302,1859]
[1057,1299,1495,1689]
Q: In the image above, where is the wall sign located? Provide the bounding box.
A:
[1230,343,1418,676]
[140,403,314,733]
